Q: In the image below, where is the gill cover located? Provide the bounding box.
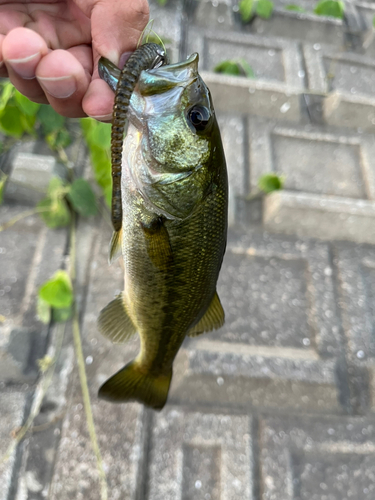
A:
[126,52,216,220]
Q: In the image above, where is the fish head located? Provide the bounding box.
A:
[126,53,224,219]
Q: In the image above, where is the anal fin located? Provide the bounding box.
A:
[98,293,137,343]
[108,228,123,265]
[188,291,225,337]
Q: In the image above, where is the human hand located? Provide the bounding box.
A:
[0,0,149,119]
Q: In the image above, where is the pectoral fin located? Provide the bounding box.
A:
[141,217,173,271]
[188,291,225,337]
[98,293,137,343]
[108,228,123,265]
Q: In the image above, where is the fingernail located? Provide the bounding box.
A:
[90,114,113,122]
[7,52,40,79]
[38,75,76,99]
[105,49,120,65]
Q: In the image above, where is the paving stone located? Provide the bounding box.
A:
[149,0,183,63]
[323,90,375,130]
[188,30,305,89]
[5,153,65,205]
[260,414,375,500]
[202,71,302,120]
[148,408,252,500]
[247,118,375,243]
[322,51,375,97]
[249,10,345,47]
[333,242,375,365]
[0,392,29,500]
[302,44,328,94]
[49,222,146,500]
[49,391,145,500]
[0,206,66,383]
[169,230,345,412]
[216,113,247,226]
[18,340,75,500]
[303,46,375,130]
[264,191,375,244]
[343,1,374,53]
[354,2,375,52]
[187,0,237,32]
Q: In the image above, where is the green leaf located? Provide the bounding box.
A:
[285,3,305,11]
[46,177,69,203]
[237,59,255,78]
[86,121,111,149]
[103,183,112,207]
[214,59,255,78]
[256,0,274,18]
[0,105,25,138]
[67,178,98,217]
[80,117,95,138]
[214,60,242,76]
[14,91,40,116]
[37,197,71,228]
[156,0,168,5]
[239,0,255,22]
[314,0,344,18]
[0,82,15,111]
[37,105,65,135]
[80,119,112,205]
[39,270,73,309]
[46,128,71,150]
[37,296,51,324]
[89,145,112,197]
[258,173,284,193]
[0,172,8,205]
[20,113,36,135]
[52,305,73,322]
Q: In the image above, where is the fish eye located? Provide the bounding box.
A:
[187,106,211,132]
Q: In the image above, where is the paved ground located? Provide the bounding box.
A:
[1,0,375,498]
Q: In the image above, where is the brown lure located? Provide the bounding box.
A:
[98,43,168,262]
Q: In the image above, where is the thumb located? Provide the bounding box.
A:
[77,0,150,65]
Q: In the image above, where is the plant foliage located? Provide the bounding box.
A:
[80,119,112,206]
[239,0,274,21]
[258,173,284,193]
[285,3,306,11]
[314,0,344,18]
[0,81,71,148]
[214,59,255,78]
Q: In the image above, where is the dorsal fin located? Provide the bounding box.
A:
[188,291,225,337]
[98,293,137,343]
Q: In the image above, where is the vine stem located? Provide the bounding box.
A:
[69,211,108,500]
[0,206,51,232]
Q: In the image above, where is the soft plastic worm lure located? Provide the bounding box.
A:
[98,43,168,259]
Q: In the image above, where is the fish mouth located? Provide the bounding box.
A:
[137,53,199,96]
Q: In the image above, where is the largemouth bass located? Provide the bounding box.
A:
[97,49,228,410]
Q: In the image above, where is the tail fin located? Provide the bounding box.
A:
[98,361,172,410]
